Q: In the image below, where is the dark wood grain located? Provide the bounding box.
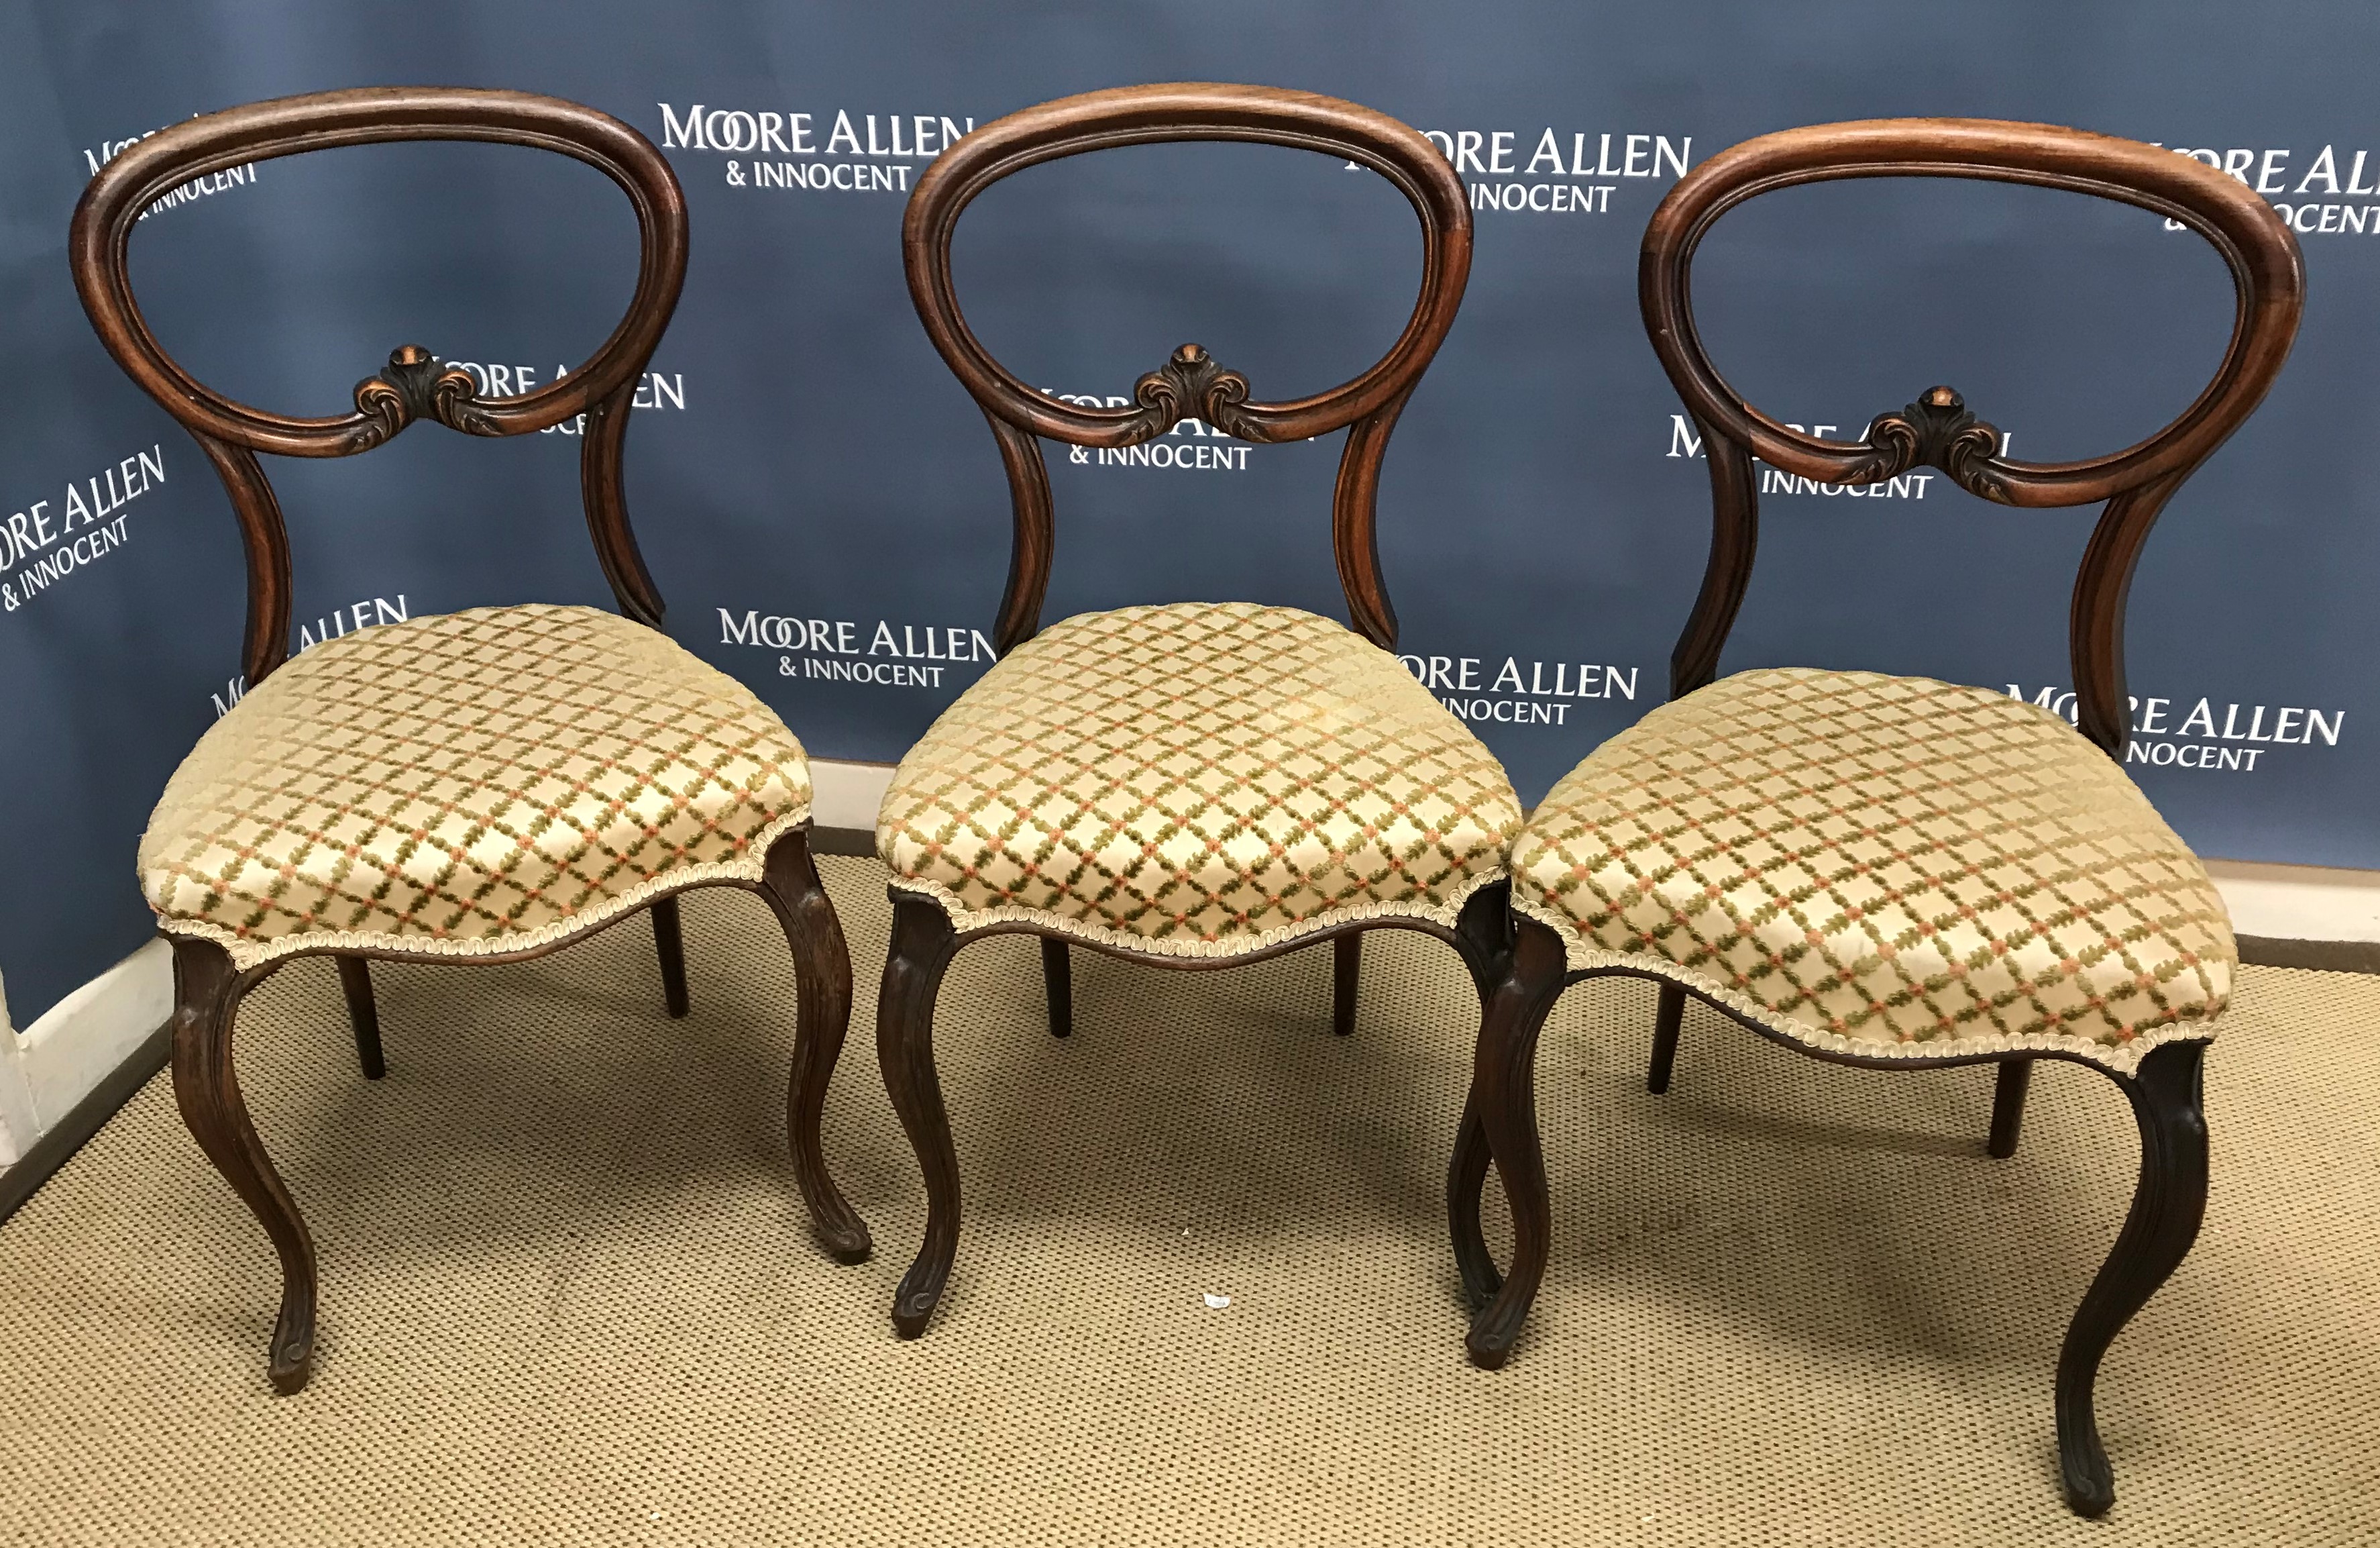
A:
[187,433,294,688]
[1445,1096,1499,1312]
[70,87,688,652]
[2055,1039,2208,1517]
[335,956,384,1080]
[902,82,1472,654]
[877,894,963,1337]
[1040,939,1073,1039]
[1667,419,1758,701]
[751,829,869,1263]
[1468,125,2291,1512]
[1331,934,1362,1038]
[879,83,1496,1343]
[1444,877,1517,1311]
[1645,982,1685,1096]
[1640,118,2304,750]
[88,91,867,1391]
[1987,1058,2033,1160]
[169,939,315,1393]
[879,881,1517,1340]
[1457,962,2212,1362]
[650,894,690,1020]
[1460,918,1570,1369]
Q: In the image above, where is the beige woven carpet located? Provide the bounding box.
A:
[3,856,2376,1546]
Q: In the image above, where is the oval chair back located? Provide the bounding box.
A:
[1638,118,2303,754]
[902,81,1472,652]
[72,87,690,684]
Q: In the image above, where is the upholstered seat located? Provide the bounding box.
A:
[141,603,813,968]
[1508,667,2232,1071]
[878,601,1521,953]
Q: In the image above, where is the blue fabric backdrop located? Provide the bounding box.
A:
[3,0,2370,1022]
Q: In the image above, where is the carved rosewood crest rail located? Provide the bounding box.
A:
[71,87,689,682]
[1641,117,2304,755]
[902,81,1472,653]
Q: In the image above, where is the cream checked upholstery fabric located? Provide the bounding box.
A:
[1510,668,2232,1071]
[140,604,812,969]
[877,602,1521,956]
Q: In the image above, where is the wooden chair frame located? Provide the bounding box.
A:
[70,87,865,1394]
[1454,119,2302,1517]
[881,81,1493,1337]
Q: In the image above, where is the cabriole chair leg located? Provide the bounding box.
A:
[1332,933,1362,1037]
[1647,982,1685,1094]
[1040,937,1072,1039]
[1988,1057,2033,1159]
[336,955,384,1080]
[169,937,317,1394]
[1462,917,1570,1369]
[1445,880,1513,1309]
[651,893,690,1019]
[1446,1101,1501,1310]
[2055,1038,2210,1518]
[877,894,962,1337]
[754,830,869,1261]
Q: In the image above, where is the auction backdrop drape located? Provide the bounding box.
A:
[2,0,2367,1023]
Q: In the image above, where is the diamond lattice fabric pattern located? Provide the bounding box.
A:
[1509,668,2232,1070]
[877,603,1521,955]
[140,604,812,968]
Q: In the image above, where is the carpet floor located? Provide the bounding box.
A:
[2,855,2375,1545]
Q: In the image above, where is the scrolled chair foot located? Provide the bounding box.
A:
[1463,1308,1525,1370]
[812,1219,874,1266]
[891,1267,950,1341]
[2053,1038,2210,1518]
[267,1294,317,1395]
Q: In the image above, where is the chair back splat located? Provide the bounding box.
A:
[70,87,690,687]
[1639,118,2304,758]
[902,83,1472,656]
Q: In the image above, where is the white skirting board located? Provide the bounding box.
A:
[807,757,895,833]
[0,937,173,1172]
[2199,858,2380,943]
[3,754,2376,1177]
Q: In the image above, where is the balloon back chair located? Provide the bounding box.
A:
[877,83,1523,1337]
[70,88,868,1393]
[1456,119,2302,1516]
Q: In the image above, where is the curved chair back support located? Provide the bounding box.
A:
[903,83,1472,654]
[70,87,690,686]
[1639,118,2303,757]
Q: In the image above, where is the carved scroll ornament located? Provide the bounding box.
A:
[1128,343,1260,442]
[350,345,497,450]
[1847,386,2008,503]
